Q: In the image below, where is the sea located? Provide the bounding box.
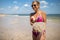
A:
[12,14,60,19]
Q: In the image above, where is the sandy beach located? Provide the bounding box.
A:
[0,14,60,40]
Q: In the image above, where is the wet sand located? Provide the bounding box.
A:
[0,15,60,40]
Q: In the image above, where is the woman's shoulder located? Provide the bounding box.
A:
[39,10,46,15]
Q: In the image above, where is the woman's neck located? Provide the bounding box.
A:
[35,9,39,14]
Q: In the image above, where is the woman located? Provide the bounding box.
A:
[30,1,46,40]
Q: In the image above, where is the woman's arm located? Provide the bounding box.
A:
[42,12,47,30]
[43,12,46,23]
[30,15,34,26]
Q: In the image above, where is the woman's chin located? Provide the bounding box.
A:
[33,10,37,12]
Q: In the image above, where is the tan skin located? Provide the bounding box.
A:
[30,1,46,40]
[30,2,46,26]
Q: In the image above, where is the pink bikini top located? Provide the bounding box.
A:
[31,15,43,22]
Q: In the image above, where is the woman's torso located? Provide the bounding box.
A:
[31,12,44,32]
[31,12,43,22]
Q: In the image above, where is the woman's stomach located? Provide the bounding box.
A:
[32,22,46,32]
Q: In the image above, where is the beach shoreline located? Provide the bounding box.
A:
[0,14,60,40]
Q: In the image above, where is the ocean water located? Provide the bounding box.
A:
[17,14,60,20]
[47,14,60,22]
[17,14,60,17]
[47,14,60,19]
[4,14,60,21]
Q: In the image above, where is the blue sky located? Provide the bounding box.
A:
[0,0,60,14]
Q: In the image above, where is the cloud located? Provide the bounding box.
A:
[43,5,48,8]
[40,1,48,8]
[0,8,4,10]
[41,5,48,8]
[16,4,33,14]
[24,4,30,7]
[40,1,48,5]
[8,6,11,9]
[13,1,17,4]
[12,5,19,11]
[14,6,19,10]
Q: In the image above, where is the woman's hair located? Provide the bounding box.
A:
[32,1,40,6]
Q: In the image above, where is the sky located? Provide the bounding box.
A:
[0,0,60,14]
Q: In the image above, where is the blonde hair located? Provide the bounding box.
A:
[32,1,40,6]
